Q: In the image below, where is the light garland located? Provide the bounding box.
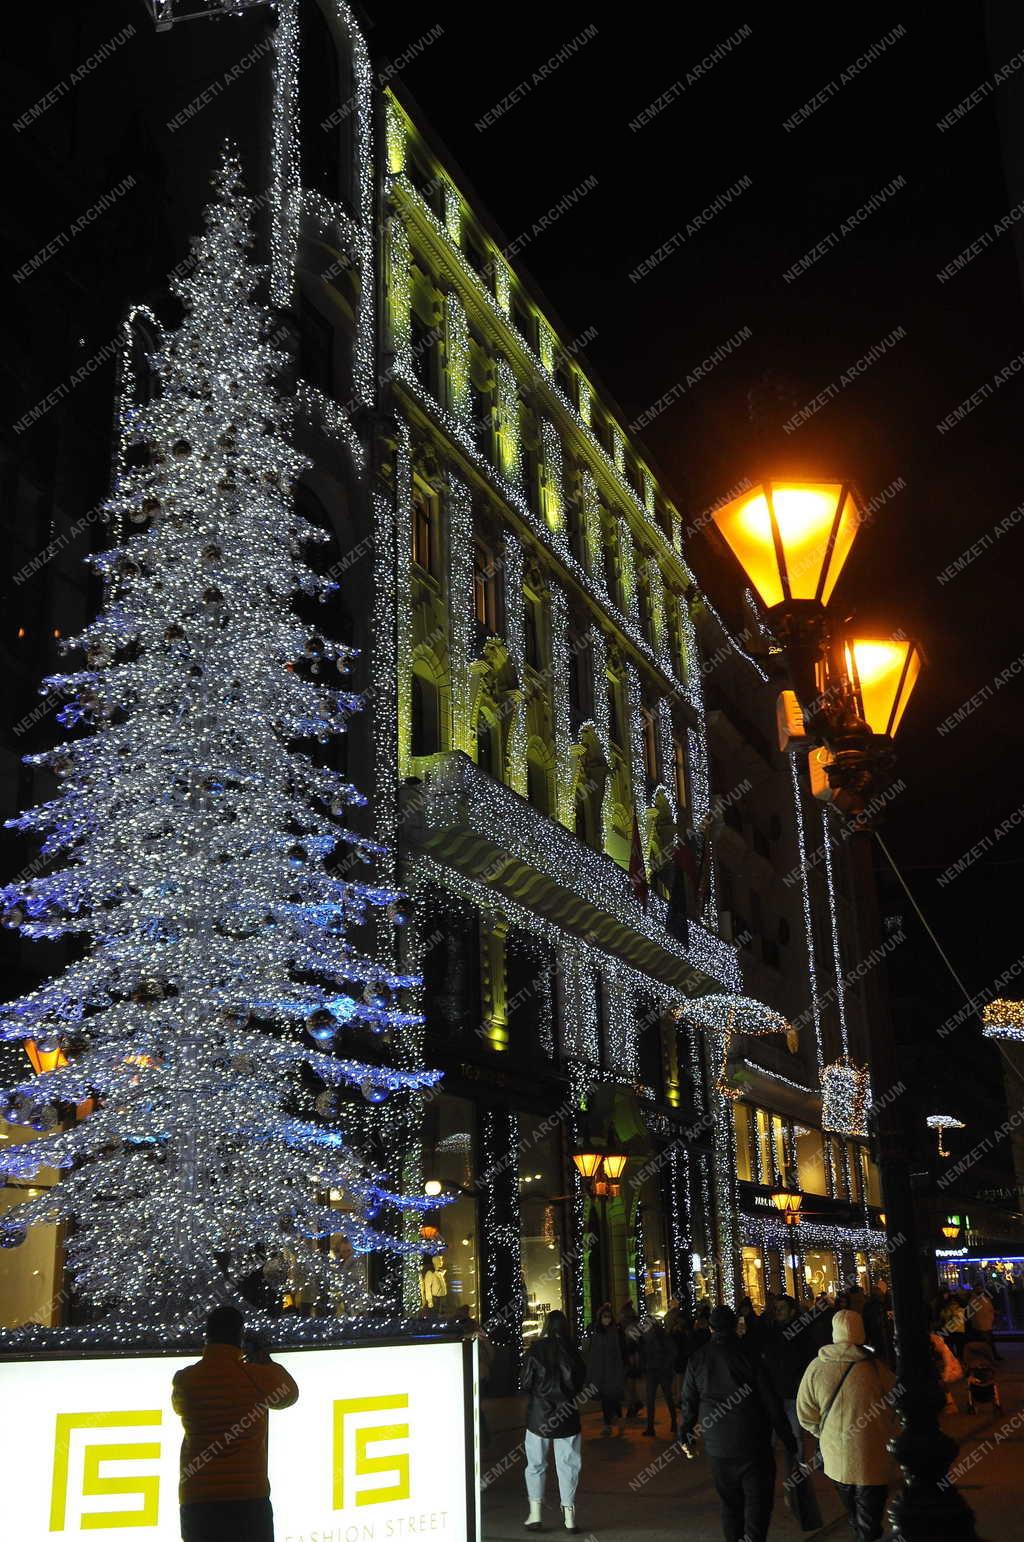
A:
[0,154,438,1325]
[982,999,1024,1040]
[788,754,824,1068]
[820,805,849,1057]
[821,1058,870,1137]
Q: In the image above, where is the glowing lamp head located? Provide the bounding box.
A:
[711,480,862,610]
[771,1189,802,1223]
[601,1153,629,1180]
[423,1178,444,1197]
[572,1151,603,1181]
[843,636,923,739]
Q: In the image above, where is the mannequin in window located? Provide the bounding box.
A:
[419,1253,448,1314]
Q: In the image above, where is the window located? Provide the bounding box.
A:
[741,1246,766,1310]
[755,1109,774,1186]
[864,1152,883,1206]
[422,1095,479,1318]
[512,295,535,349]
[527,750,553,816]
[473,538,502,634]
[733,1103,754,1182]
[639,1176,670,1316]
[554,357,575,406]
[803,1249,840,1302]
[476,710,502,780]
[849,1142,863,1202]
[298,295,334,396]
[641,704,659,787]
[299,0,342,203]
[656,504,673,545]
[411,669,441,757]
[673,735,688,810]
[607,676,625,749]
[772,1114,791,1187]
[829,1135,849,1198]
[568,633,593,725]
[795,1125,829,1196]
[637,1004,663,1096]
[524,592,544,672]
[410,309,438,395]
[411,483,440,579]
[566,496,587,568]
[603,520,626,612]
[407,148,442,216]
[519,1114,567,1342]
[464,227,490,285]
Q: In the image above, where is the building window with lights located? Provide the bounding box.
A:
[741,1245,766,1310]
[804,1248,840,1301]
[795,1124,829,1196]
[672,733,688,811]
[733,1102,754,1183]
[473,536,503,636]
[638,1176,671,1316]
[519,1113,567,1342]
[410,667,442,758]
[298,295,334,398]
[476,705,503,782]
[421,1095,479,1319]
[640,703,660,789]
[524,590,545,673]
[411,481,441,579]
[0,1121,62,1327]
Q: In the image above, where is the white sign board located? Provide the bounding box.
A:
[0,1338,478,1542]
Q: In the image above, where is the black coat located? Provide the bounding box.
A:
[760,1321,816,1401]
[679,1332,797,1460]
[521,1335,589,1438]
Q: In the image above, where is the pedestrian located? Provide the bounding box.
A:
[618,1300,644,1417]
[690,1302,712,1352]
[640,1315,677,1437]
[797,1308,899,1542]
[862,1281,893,1363]
[679,1304,797,1542]
[930,1330,962,1414]
[521,1310,589,1534]
[172,1303,299,1542]
[941,1292,966,1362]
[585,1301,625,1436]
[663,1296,691,1401]
[967,1282,999,1359]
[759,1294,815,1454]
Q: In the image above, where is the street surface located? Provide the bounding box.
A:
[481,1343,1024,1540]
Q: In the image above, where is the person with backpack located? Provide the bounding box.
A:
[797,1308,900,1541]
[521,1310,590,1534]
[678,1304,797,1542]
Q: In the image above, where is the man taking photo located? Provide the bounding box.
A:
[172,1303,299,1541]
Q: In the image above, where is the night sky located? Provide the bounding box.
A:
[6,5,1024,1137]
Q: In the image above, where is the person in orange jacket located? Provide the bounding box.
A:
[172,1303,299,1541]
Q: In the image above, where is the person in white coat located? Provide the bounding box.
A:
[796,1309,900,1542]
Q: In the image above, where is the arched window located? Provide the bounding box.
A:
[411,667,441,757]
[527,747,553,817]
[299,0,356,209]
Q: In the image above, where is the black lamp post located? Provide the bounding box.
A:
[711,479,979,1542]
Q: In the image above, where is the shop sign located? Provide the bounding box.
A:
[935,1246,969,1258]
[0,1338,477,1541]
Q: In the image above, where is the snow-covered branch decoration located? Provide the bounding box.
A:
[821,1058,870,1137]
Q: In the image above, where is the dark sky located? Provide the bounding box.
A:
[6,4,1024,1129]
[363,3,1024,1110]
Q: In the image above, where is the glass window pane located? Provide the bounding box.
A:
[741,1245,766,1309]
[733,1103,753,1182]
[519,1113,567,1342]
[639,1176,670,1317]
[803,1248,839,1301]
[421,1095,478,1318]
[795,1125,829,1196]
[755,1109,774,1186]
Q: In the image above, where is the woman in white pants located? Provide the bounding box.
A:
[520,1311,589,1533]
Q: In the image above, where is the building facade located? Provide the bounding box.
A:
[2,0,885,1367]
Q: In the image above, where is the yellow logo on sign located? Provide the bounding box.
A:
[50,1410,162,1531]
[333,1395,410,1510]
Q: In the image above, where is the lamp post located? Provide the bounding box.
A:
[573,1146,629,1308]
[771,1187,803,1299]
[711,478,979,1541]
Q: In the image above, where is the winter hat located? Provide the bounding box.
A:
[832,1308,867,1345]
[710,1304,737,1333]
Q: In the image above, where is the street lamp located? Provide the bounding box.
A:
[927,1115,966,1161]
[573,1145,629,1304]
[771,1188,803,1300]
[712,476,977,1541]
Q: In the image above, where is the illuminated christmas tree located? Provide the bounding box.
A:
[0,149,439,1325]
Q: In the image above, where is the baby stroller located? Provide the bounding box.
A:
[962,1336,1001,1412]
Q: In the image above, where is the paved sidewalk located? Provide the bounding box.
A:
[480,1344,1024,1541]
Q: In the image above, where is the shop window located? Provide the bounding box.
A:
[854,1250,870,1295]
[421,1095,479,1318]
[733,1103,754,1183]
[411,668,441,758]
[411,482,441,578]
[741,1246,766,1310]
[864,1153,883,1206]
[473,537,502,635]
[755,1109,778,1187]
[795,1125,829,1196]
[804,1248,840,1301]
[519,1113,567,1342]
[639,1179,670,1316]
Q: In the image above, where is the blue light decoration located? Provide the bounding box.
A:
[0,151,441,1332]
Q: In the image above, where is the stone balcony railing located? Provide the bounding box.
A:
[400,751,739,993]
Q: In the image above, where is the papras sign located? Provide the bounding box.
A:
[0,1338,478,1541]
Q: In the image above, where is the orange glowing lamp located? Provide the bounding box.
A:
[712,481,863,611]
[572,1151,603,1181]
[843,637,923,740]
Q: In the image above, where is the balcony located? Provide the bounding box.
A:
[400,751,739,992]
